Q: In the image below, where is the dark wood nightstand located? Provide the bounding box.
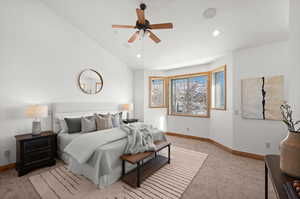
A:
[15,131,57,176]
[123,119,139,124]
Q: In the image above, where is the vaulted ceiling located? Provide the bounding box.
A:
[41,0,289,70]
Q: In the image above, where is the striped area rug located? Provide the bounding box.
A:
[30,147,207,199]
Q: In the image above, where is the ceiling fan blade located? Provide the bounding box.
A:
[112,25,135,29]
[136,9,145,24]
[148,31,161,43]
[149,23,173,29]
[128,31,140,43]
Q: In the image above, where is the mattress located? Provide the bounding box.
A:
[57,128,167,188]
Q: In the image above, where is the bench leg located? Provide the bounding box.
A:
[122,160,125,177]
[137,161,141,187]
[168,145,171,164]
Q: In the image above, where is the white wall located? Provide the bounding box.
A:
[134,41,291,155]
[165,55,235,146]
[233,41,290,155]
[164,65,212,138]
[143,71,168,131]
[290,0,300,119]
[0,0,133,166]
[209,54,234,148]
[135,55,234,143]
[133,70,145,121]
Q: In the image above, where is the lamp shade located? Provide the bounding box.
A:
[122,104,133,111]
[26,105,48,118]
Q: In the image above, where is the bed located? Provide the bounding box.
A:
[52,102,167,188]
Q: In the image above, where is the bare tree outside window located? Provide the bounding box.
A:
[211,65,227,110]
[170,74,210,117]
[149,77,167,108]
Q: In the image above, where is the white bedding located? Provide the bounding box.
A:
[64,128,127,164]
[57,133,81,151]
[57,125,167,188]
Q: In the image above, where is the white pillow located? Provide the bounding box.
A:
[59,119,69,134]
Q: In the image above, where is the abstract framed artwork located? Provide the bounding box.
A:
[149,76,168,108]
[211,65,227,110]
[168,72,211,118]
[241,75,284,120]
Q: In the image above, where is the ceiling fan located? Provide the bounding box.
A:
[112,3,173,44]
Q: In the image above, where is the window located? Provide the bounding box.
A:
[211,65,227,110]
[169,73,210,117]
[149,77,168,108]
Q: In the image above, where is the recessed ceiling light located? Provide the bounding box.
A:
[203,8,217,19]
[136,54,141,58]
[212,30,221,37]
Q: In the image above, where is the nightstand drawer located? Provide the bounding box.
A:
[23,138,51,153]
[15,131,57,176]
[24,150,52,166]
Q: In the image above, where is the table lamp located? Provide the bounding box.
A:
[26,105,48,135]
[122,104,133,120]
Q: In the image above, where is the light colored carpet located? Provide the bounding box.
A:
[0,135,276,199]
[29,147,208,199]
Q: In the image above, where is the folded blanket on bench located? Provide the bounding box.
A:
[121,123,157,155]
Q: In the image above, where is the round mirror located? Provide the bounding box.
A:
[78,69,103,94]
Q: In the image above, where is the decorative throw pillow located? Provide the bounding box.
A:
[64,118,82,134]
[118,112,124,125]
[111,113,119,127]
[59,119,68,134]
[98,113,110,118]
[81,116,96,133]
[111,112,123,127]
[95,115,113,131]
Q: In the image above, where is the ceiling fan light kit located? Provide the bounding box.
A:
[112,3,173,44]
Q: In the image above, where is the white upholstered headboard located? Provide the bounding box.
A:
[52,102,122,133]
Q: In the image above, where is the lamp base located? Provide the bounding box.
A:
[127,112,130,120]
[32,121,41,135]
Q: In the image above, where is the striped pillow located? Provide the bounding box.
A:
[95,115,113,131]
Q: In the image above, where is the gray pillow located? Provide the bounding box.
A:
[64,118,81,134]
[95,115,113,131]
[81,116,96,133]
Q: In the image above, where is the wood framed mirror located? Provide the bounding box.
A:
[78,69,103,94]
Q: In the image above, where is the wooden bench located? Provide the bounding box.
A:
[120,141,171,188]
